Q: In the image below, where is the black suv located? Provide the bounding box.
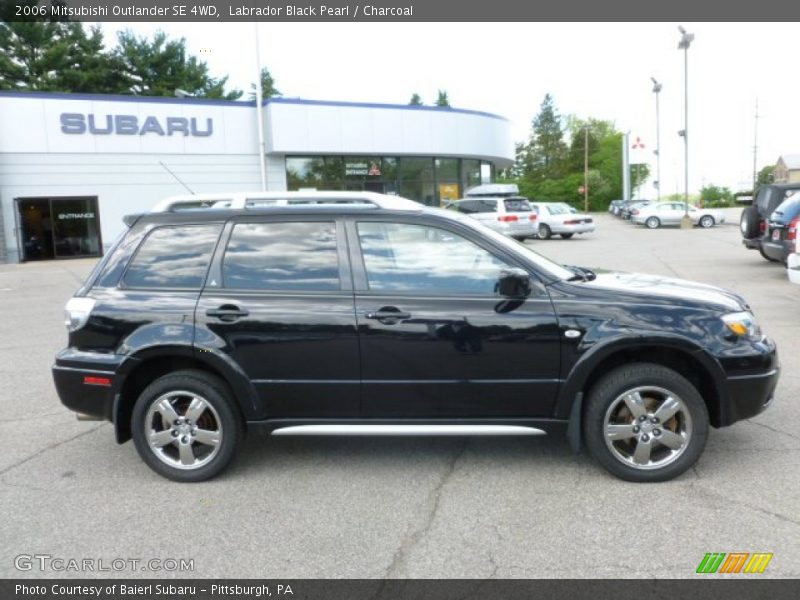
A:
[53,192,779,483]
[759,193,800,264]
[741,183,800,261]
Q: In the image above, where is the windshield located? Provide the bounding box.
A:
[545,204,570,215]
[448,211,574,280]
[503,198,531,212]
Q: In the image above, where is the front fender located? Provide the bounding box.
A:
[557,334,729,451]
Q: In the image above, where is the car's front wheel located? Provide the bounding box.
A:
[699,215,715,228]
[583,363,709,482]
[131,370,243,482]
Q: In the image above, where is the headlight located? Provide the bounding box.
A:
[721,311,762,340]
[64,297,95,332]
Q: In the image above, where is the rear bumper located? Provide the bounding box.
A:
[761,239,792,262]
[52,348,126,421]
[551,223,595,234]
[742,237,761,250]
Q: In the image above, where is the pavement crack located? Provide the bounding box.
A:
[382,440,468,578]
[746,419,799,440]
[0,423,105,477]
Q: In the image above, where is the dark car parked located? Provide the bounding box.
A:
[53,192,779,483]
[758,194,800,264]
[741,183,800,261]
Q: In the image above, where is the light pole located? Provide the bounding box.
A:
[650,77,662,201]
[583,124,589,212]
[678,26,694,228]
[254,23,267,191]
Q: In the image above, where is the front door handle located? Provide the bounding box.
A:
[365,307,411,324]
[206,305,249,322]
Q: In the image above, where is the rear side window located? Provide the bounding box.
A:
[458,199,497,214]
[503,198,531,212]
[222,221,339,291]
[123,225,221,289]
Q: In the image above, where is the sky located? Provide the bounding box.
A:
[99,21,800,197]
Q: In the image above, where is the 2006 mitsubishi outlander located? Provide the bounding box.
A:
[53,192,779,482]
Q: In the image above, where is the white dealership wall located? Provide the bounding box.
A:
[0,92,514,263]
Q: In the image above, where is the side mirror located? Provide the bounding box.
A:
[497,268,531,298]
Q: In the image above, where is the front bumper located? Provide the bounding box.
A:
[718,338,779,425]
[52,348,125,420]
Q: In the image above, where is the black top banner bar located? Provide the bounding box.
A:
[1,0,797,22]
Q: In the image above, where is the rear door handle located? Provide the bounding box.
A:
[365,307,411,324]
[206,305,249,322]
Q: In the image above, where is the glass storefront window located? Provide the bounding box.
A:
[399,158,434,182]
[463,159,481,192]
[435,158,459,180]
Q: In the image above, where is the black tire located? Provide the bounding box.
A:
[131,369,243,482]
[538,223,552,240]
[758,245,780,263]
[583,363,709,483]
[699,215,715,228]
[512,236,526,242]
[560,233,574,239]
[740,206,760,239]
[645,217,661,229]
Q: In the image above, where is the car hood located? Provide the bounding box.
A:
[580,271,746,311]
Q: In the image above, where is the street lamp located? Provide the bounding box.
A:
[650,77,662,201]
[678,26,694,228]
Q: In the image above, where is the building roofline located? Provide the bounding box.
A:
[0,90,508,121]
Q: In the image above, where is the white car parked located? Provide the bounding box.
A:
[447,196,539,240]
[631,202,725,229]
[529,202,595,240]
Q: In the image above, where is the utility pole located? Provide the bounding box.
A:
[584,125,589,212]
[254,23,267,191]
[678,26,694,228]
[752,98,759,194]
[622,132,631,201]
[651,77,662,201]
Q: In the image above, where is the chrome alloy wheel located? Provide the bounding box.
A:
[603,386,692,470]
[145,391,222,470]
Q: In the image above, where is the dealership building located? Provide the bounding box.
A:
[0,91,514,263]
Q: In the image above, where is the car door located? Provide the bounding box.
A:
[195,216,360,418]
[347,216,561,418]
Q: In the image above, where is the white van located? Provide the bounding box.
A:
[447,196,539,240]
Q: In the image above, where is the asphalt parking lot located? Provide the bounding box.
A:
[1,210,798,579]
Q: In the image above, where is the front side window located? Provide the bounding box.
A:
[223,222,339,291]
[357,222,512,295]
[123,224,221,289]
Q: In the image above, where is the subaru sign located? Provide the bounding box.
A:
[60,113,213,137]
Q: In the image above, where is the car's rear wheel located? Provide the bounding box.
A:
[740,206,761,239]
[560,233,574,239]
[699,215,715,228]
[538,223,552,240]
[132,370,243,482]
[645,217,661,229]
[584,363,709,482]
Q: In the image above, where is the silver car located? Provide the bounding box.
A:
[447,197,539,240]
[529,202,595,239]
[632,202,726,229]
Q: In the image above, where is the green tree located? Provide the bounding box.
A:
[113,30,242,99]
[699,184,732,207]
[0,7,126,93]
[528,94,567,179]
[248,67,281,101]
[757,165,774,186]
[408,93,422,106]
[435,90,450,107]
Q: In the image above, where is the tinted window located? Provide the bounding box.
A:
[223,222,339,291]
[358,222,512,295]
[124,225,220,289]
[504,198,531,212]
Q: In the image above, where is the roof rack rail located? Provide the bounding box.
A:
[150,191,423,213]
